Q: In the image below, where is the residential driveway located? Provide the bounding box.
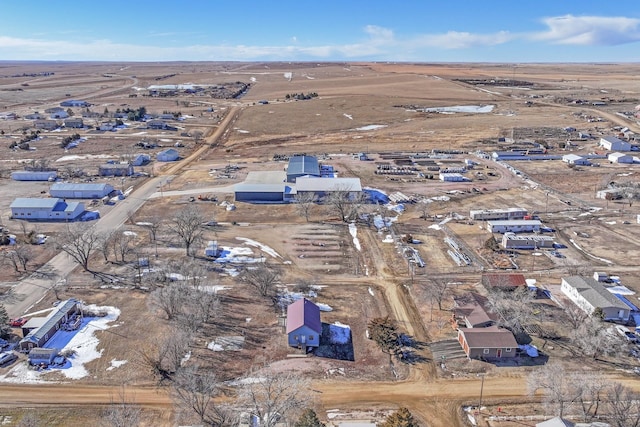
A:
[428,339,467,360]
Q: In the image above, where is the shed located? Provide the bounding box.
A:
[34,120,59,130]
[439,172,467,182]
[63,118,84,128]
[11,171,57,182]
[482,273,527,291]
[608,152,634,164]
[286,156,320,182]
[452,293,497,328]
[50,183,114,199]
[157,148,180,162]
[457,326,518,359]
[27,347,60,366]
[131,154,151,166]
[286,298,321,349]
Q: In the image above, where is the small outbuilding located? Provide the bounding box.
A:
[439,172,467,182]
[63,118,84,128]
[27,347,60,366]
[157,148,180,162]
[481,273,527,292]
[286,298,321,350]
[600,136,631,151]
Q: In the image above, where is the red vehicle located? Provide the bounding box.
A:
[9,318,27,327]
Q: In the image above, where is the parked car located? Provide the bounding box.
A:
[0,351,17,366]
[615,325,637,342]
[9,317,27,327]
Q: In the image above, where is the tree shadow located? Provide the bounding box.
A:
[313,322,355,361]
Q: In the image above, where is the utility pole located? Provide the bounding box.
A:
[478,373,485,413]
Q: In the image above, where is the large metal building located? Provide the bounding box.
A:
[286,156,320,182]
[11,171,58,181]
[292,176,362,200]
[10,198,85,221]
[50,183,114,199]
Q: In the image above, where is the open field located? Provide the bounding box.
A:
[1,61,640,426]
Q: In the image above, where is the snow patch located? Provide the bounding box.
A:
[106,359,127,371]
[56,154,115,162]
[351,124,386,131]
[348,223,361,251]
[329,322,351,344]
[236,237,282,259]
[343,113,353,120]
[421,105,494,114]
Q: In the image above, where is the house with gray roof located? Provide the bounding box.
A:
[286,298,321,350]
[286,155,320,182]
[561,276,630,321]
[19,299,81,351]
[99,162,134,176]
[10,198,85,221]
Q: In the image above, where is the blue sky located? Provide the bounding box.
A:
[1,1,639,62]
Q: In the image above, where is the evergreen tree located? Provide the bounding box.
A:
[295,409,325,427]
[0,304,11,337]
[380,407,419,427]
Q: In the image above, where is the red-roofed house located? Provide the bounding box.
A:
[286,298,321,349]
[481,273,527,291]
[458,326,518,359]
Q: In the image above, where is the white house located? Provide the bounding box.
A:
[157,148,179,162]
[600,136,631,151]
[560,276,630,321]
[608,152,634,164]
[487,219,542,234]
[10,198,85,221]
[562,154,590,165]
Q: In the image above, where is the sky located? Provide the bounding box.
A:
[1,1,640,62]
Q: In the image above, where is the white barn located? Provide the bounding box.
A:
[600,136,631,151]
[562,154,590,165]
[50,183,114,199]
[487,219,542,234]
[561,276,630,321]
[608,152,634,164]
[10,198,85,221]
[157,148,179,162]
[11,171,57,181]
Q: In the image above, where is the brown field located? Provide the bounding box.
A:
[1,61,640,426]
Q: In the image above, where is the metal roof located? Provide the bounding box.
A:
[234,183,285,193]
[286,298,321,334]
[20,299,80,346]
[295,177,362,192]
[453,293,497,327]
[458,326,518,348]
[482,273,527,289]
[243,171,286,184]
[287,156,320,177]
[11,198,61,209]
[487,220,542,226]
[562,276,629,311]
[50,183,113,192]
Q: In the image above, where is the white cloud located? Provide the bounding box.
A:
[415,30,513,49]
[533,15,640,45]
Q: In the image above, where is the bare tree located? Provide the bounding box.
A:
[486,286,535,334]
[528,363,581,418]
[56,224,105,272]
[140,218,163,242]
[570,316,617,359]
[137,329,191,381]
[3,245,33,272]
[293,192,316,222]
[241,263,281,299]
[417,201,430,220]
[564,304,589,329]
[573,373,607,422]
[424,279,451,311]
[607,382,640,427]
[168,206,205,256]
[172,365,235,426]
[324,186,366,222]
[100,385,142,427]
[106,228,136,263]
[150,282,187,321]
[237,371,312,427]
